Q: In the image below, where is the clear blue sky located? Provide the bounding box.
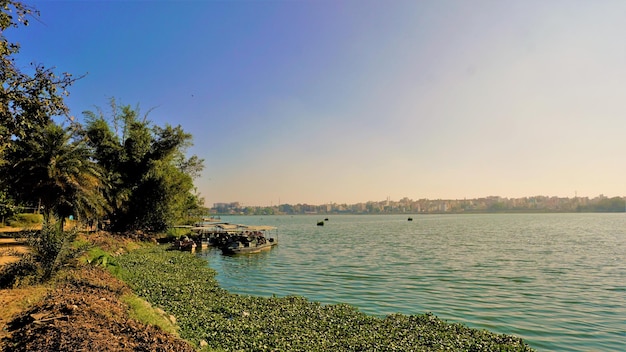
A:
[9,0,626,206]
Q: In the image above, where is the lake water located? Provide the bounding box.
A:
[196,214,626,351]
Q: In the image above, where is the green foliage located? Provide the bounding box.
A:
[0,257,38,287]
[84,247,118,269]
[0,190,19,223]
[0,222,81,288]
[489,202,507,212]
[115,246,534,351]
[166,227,191,239]
[6,213,42,227]
[82,100,204,232]
[0,122,106,226]
[27,223,79,278]
[1,2,202,234]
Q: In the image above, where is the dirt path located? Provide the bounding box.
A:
[0,238,29,266]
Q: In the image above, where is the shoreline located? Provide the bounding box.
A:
[116,244,535,351]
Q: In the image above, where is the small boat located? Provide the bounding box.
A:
[408,217,413,221]
[172,222,278,252]
[317,221,324,226]
[219,225,278,255]
[170,236,197,251]
[190,222,246,247]
[201,215,222,222]
[221,237,277,254]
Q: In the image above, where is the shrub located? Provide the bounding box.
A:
[166,227,191,238]
[0,258,39,288]
[84,247,118,269]
[0,222,81,288]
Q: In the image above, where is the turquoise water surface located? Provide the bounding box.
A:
[197,214,626,351]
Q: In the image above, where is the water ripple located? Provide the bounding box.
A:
[198,213,626,352]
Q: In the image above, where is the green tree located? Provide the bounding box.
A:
[1,1,81,221]
[83,101,204,232]
[0,190,18,224]
[1,1,79,155]
[0,122,106,228]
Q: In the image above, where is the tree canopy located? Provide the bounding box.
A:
[83,101,204,232]
[1,122,106,227]
[1,0,81,226]
[1,0,79,154]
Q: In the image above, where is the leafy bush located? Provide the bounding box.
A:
[0,223,80,288]
[84,247,118,269]
[165,227,191,239]
[6,213,43,228]
[0,258,39,288]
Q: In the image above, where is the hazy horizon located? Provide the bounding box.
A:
[12,1,626,206]
[211,192,622,208]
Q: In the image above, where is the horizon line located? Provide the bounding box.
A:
[210,193,625,208]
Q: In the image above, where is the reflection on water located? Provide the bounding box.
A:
[197,214,626,352]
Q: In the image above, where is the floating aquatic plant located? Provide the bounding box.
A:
[115,246,534,351]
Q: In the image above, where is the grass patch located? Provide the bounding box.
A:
[122,293,180,336]
[5,213,42,228]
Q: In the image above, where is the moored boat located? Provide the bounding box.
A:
[191,222,258,247]
[170,236,197,251]
[221,237,277,254]
[219,225,278,255]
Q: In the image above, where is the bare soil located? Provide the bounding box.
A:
[1,267,196,352]
[0,286,49,341]
[0,238,197,352]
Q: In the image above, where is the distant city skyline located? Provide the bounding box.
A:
[213,193,623,208]
[13,1,626,207]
